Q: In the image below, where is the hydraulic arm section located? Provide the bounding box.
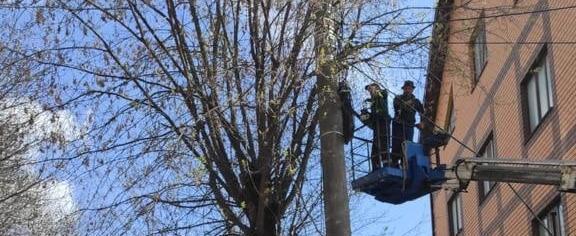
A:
[444,158,576,193]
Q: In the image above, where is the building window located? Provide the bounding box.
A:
[533,200,565,236]
[472,16,488,84]
[449,194,463,236]
[445,86,456,134]
[478,135,496,201]
[522,49,554,135]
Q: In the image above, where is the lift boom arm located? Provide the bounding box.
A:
[444,158,576,193]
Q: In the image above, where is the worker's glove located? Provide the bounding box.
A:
[415,123,424,130]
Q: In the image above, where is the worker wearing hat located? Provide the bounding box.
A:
[391,80,424,167]
[361,83,391,171]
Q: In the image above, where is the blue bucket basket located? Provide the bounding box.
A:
[351,142,446,204]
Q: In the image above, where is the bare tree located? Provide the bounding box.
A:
[0,47,77,235]
[0,0,431,235]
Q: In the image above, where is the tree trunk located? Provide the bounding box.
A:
[313,1,352,236]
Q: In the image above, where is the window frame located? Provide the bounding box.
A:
[521,47,554,141]
[470,13,488,89]
[477,133,496,202]
[532,198,565,236]
[448,193,464,236]
[445,86,456,134]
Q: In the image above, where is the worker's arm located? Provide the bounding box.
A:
[393,96,400,112]
[359,109,374,128]
[372,91,390,119]
[416,98,425,129]
[416,99,424,114]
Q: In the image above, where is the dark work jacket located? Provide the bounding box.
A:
[393,93,423,125]
[338,82,355,144]
[371,91,390,124]
[363,91,390,129]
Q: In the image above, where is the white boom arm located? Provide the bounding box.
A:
[442,158,576,192]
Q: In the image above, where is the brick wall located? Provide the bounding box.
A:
[428,0,576,235]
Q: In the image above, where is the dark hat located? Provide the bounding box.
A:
[365,83,380,91]
[401,80,416,89]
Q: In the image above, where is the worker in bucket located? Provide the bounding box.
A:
[360,83,391,171]
[391,80,424,167]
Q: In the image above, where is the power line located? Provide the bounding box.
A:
[380,66,426,69]
[447,41,576,45]
[340,2,529,14]
[363,41,576,48]
[364,4,576,26]
[507,183,555,236]
[445,4,576,23]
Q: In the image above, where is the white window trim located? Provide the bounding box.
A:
[449,194,464,235]
[524,51,554,134]
[472,17,488,82]
[479,136,496,199]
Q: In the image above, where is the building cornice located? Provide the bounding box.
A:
[423,0,454,137]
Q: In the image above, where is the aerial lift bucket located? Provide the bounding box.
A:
[351,142,446,204]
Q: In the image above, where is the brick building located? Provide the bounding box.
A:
[423,0,576,235]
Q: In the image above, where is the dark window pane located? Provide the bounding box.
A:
[523,52,554,135]
[534,201,565,236]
